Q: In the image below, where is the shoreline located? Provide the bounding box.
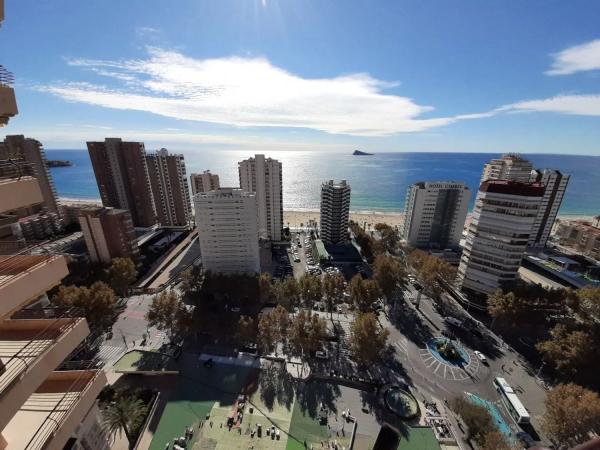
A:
[57,197,595,227]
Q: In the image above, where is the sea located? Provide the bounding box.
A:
[46,149,600,216]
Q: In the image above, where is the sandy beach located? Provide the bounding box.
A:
[283,210,405,230]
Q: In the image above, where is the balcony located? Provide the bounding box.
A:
[0,310,90,431]
[2,367,106,450]
[0,66,17,126]
[0,159,43,213]
[0,254,69,317]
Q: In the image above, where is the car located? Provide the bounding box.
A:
[474,351,487,363]
[294,257,301,262]
[445,317,463,327]
[315,350,328,359]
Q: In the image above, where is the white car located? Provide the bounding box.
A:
[474,351,487,363]
[315,350,328,359]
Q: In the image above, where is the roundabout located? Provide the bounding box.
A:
[419,337,480,381]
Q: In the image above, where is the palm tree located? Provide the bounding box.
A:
[103,396,147,448]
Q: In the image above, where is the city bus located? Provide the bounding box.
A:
[493,377,530,424]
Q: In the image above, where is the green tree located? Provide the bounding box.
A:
[299,274,323,307]
[349,312,389,366]
[258,272,274,303]
[480,431,514,450]
[289,310,327,358]
[179,265,203,297]
[146,291,193,341]
[236,315,257,344]
[349,221,376,261]
[106,257,137,297]
[451,396,496,445]
[274,277,301,310]
[577,286,600,321]
[322,272,346,318]
[53,281,118,331]
[542,383,600,447]
[374,223,400,254]
[258,312,277,354]
[349,275,380,312]
[536,324,592,377]
[487,290,529,327]
[409,250,455,300]
[102,396,148,447]
[373,254,406,301]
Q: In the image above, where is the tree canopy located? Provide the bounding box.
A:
[536,324,593,378]
[274,277,301,310]
[102,395,148,446]
[349,312,389,366]
[322,272,346,316]
[373,254,405,300]
[53,281,118,331]
[349,274,381,312]
[146,291,193,341]
[542,383,600,447]
[106,257,137,297]
[288,310,327,357]
[299,274,323,307]
[451,396,496,445]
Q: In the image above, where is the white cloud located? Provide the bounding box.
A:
[39,48,487,137]
[503,94,600,116]
[546,39,600,75]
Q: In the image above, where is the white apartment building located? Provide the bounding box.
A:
[146,148,192,228]
[402,181,470,249]
[480,154,533,184]
[320,180,351,245]
[238,154,283,241]
[528,169,570,248]
[194,188,260,274]
[458,180,544,295]
[190,170,220,195]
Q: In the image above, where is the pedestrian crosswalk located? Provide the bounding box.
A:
[97,345,126,365]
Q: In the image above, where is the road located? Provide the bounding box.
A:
[96,293,170,367]
[384,282,549,444]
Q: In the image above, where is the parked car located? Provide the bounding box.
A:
[315,350,328,359]
[474,350,487,364]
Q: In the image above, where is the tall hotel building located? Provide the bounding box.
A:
[480,153,533,184]
[238,154,283,241]
[320,180,351,245]
[78,207,139,264]
[146,148,192,228]
[194,188,260,274]
[402,181,470,250]
[190,170,220,195]
[0,7,107,448]
[457,180,544,295]
[528,169,570,248]
[87,138,157,228]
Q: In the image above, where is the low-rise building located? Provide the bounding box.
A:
[555,220,600,261]
[78,207,139,264]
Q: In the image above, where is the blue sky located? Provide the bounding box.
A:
[2,0,600,154]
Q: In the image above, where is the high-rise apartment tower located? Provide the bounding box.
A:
[87,138,157,227]
[146,148,192,228]
[320,180,351,245]
[403,181,470,249]
[190,170,220,195]
[238,154,283,241]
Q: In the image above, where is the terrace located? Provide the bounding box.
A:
[2,367,107,450]
[0,308,90,430]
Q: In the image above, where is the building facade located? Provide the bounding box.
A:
[402,181,470,250]
[320,180,351,245]
[0,136,60,215]
[457,181,544,295]
[190,170,220,195]
[555,220,600,261]
[528,169,570,248]
[146,148,192,228]
[238,154,283,241]
[78,207,139,264]
[0,152,106,449]
[480,154,533,184]
[87,138,157,228]
[194,188,260,274]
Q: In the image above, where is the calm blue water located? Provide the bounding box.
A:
[46,149,600,215]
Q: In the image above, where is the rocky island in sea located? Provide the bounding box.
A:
[352,149,373,156]
[47,159,73,167]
